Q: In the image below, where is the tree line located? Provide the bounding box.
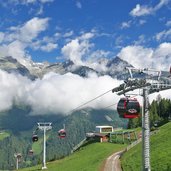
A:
[128,95,171,129]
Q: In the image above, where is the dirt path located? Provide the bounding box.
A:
[102,150,124,171]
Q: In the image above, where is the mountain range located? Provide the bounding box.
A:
[0,56,132,79]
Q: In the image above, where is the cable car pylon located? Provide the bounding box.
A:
[112,67,171,171]
[37,122,52,170]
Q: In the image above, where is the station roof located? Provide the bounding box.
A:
[96,126,113,128]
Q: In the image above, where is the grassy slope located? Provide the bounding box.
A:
[0,131,10,141]
[121,122,171,171]
[20,142,126,171]
[32,135,50,155]
[32,137,43,155]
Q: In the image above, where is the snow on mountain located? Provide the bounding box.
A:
[0,56,133,79]
[0,56,36,80]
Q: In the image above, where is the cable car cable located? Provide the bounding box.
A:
[68,88,114,114]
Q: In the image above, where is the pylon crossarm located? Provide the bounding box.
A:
[112,78,151,95]
[125,67,162,81]
[118,83,151,95]
[149,83,171,94]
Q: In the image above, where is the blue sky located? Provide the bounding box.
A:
[0,0,171,70]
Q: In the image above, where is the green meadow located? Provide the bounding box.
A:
[20,142,126,171]
[121,122,171,171]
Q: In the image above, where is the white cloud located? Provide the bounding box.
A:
[25,0,36,3]
[30,35,58,52]
[118,43,171,70]
[61,32,94,65]
[39,0,54,3]
[0,70,122,115]
[166,20,171,27]
[1,69,169,115]
[1,0,54,16]
[80,32,94,40]
[27,73,121,115]
[121,21,131,29]
[63,31,74,38]
[118,45,153,68]
[7,0,54,4]
[156,28,171,41]
[153,42,171,59]
[133,35,146,45]
[0,70,31,111]
[54,32,61,39]
[0,32,5,43]
[62,39,86,65]
[40,42,58,52]
[61,32,112,72]
[154,0,170,11]
[130,4,153,17]
[0,17,50,67]
[76,1,82,9]
[85,50,110,72]
[4,17,49,43]
[130,0,169,17]
[88,50,110,60]
[139,19,146,25]
[36,5,44,15]
[114,35,125,48]
[19,17,49,42]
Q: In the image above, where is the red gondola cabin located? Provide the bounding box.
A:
[58,129,66,138]
[117,97,140,118]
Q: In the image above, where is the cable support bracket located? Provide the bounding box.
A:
[112,79,151,95]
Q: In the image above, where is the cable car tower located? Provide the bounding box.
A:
[14,153,22,170]
[37,122,52,170]
[112,67,171,171]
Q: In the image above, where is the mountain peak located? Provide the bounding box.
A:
[0,56,18,63]
[0,56,36,80]
[107,56,131,67]
[62,59,74,68]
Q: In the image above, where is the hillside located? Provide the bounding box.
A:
[0,131,10,141]
[20,142,126,171]
[121,122,171,171]
[0,107,127,170]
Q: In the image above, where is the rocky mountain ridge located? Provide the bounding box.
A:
[0,56,132,79]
